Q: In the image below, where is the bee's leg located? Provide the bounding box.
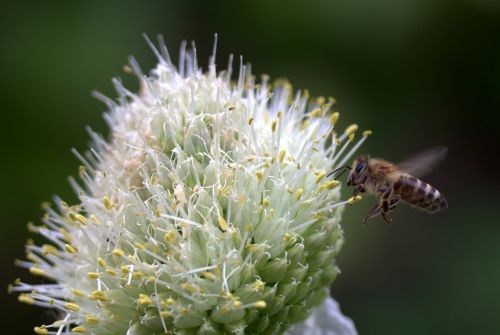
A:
[362,204,382,225]
[381,197,399,223]
[380,188,394,223]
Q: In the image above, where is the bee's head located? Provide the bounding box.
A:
[347,156,369,186]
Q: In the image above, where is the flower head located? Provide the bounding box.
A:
[12,35,368,334]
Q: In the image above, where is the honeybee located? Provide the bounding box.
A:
[340,146,448,224]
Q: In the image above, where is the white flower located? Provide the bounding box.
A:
[12,35,368,335]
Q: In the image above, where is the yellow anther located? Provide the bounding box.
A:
[123,64,133,73]
[329,112,340,125]
[256,170,264,182]
[319,180,340,192]
[85,315,99,324]
[310,108,322,118]
[347,195,363,205]
[29,267,45,277]
[42,244,57,256]
[349,133,355,142]
[18,294,34,305]
[277,111,283,119]
[286,185,293,194]
[97,257,107,267]
[74,214,87,225]
[90,290,106,299]
[137,294,152,306]
[120,265,130,273]
[232,299,242,308]
[253,280,265,291]
[87,272,99,279]
[181,282,197,293]
[282,233,292,243]
[64,302,80,312]
[262,198,270,208]
[27,222,40,233]
[201,271,216,280]
[255,300,267,309]
[70,290,85,299]
[164,230,176,242]
[26,253,37,262]
[335,137,341,145]
[112,249,124,257]
[165,298,175,305]
[134,242,145,250]
[344,124,358,136]
[60,228,72,242]
[363,129,373,137]
[271,120,277,132]
[248,117,254,125]
[132,272,143,279]
[315,170,326,184]
[102,196,112,209]
[90,214,101,225]
[278,149,286,163]
[293,188,304,200]
[105,269,116,276]
[72,326,86,333]
[301,120,310,130]
[218,216,228,231]
[64,244,77,254]
[160,311,170,318]
[34,326,48,335]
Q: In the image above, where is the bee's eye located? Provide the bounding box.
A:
[355,161,367,173]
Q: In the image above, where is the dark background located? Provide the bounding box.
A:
[1,1,499,334]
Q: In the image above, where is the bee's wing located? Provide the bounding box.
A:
[396,146,447,178]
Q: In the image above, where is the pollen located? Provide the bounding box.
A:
[87,272,99,279]
[112,248,124,257]
[85,315,99,324]
[34,326,48,335]
[64,302,80,312]
[293,188,304,200]
[363,129,373,137]
[255,300,267,309]
[310,108,322,118]
[102,196,112,209]
[344,123,358,137]
[71,288,86,297]
[347,195,363,205]
[29,267,45,277]
[218,216,228,231]
[64,244,77,254]
[72,326,87,333]
[315,170,327,184]
[18,294,34,305]
[97,257,107,267]
[329,112,340,125]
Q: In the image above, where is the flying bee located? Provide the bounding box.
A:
[330,146,448,224]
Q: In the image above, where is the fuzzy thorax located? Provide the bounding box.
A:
[12,36,369,335]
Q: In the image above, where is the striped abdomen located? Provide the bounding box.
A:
[394,175,448,212]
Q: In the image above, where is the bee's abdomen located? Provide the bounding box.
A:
[394,176,448,212]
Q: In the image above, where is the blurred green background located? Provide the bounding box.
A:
[1,0,499,334]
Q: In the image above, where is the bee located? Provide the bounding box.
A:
[336,146,448,224]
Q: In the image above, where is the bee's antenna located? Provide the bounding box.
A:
[326,165,351,178]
